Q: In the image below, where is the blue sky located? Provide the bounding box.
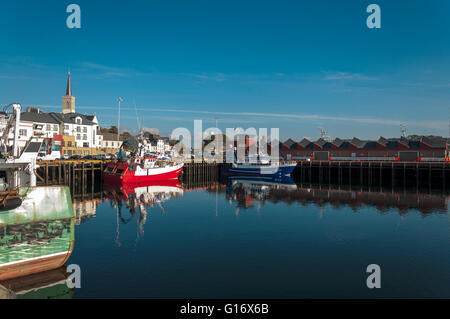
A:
[1,0,449,140]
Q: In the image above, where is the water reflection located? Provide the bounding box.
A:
[73,199,101,225]
[59,178,448,298]
[70,176,448,229]
[225,177,298,213]
[103,180,184,245]
[1,267,73,299]
[291,184,448,215]
[219,176,448,215]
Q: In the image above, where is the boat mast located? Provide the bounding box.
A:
[117,97,123,142]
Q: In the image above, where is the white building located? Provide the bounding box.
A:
[101,132,123,151]
[18,108,102,149]
[3,72,103,155]
[144,136,170,154]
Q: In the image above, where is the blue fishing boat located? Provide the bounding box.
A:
[221,162,297,182]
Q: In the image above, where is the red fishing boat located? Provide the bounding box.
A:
[103,156,184,185]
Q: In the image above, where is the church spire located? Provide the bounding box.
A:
[62,71,75,114]
[66,71,72,96]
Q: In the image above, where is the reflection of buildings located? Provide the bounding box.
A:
[73,199,101,225]
[222,177,448,215]
[292,185,448,215]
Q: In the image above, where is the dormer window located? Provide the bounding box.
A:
[76,117,81,124]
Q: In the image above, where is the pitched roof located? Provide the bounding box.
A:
[283,138,296,148]
[299,138,312,148]
[102,132,121,141]
[21,110,97,126]
[350,137,365,148]
[54,113,96,125]
[315,138,330,148]
[421,136,446,148]
[332,138,346,147]
[377,136,388,146]
[278,135,447,150]
[20,111,60,124]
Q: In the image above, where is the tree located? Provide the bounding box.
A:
[121,132,132,140]
[100,126,118,134]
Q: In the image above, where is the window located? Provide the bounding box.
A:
[83,127,87,133]
[83,134,87,140]
[76,126,81,132]
[19,129,27,136]
[68,141,72,147]
[76,118,81,124]
[106,142,108,147]
[53,125,58,131]
[83,142,89,148]
[64,125,69,130]
[84,151,89,156]
[46,124,51,131]
[76,134,80,140]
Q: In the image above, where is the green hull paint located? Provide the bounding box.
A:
[0,186,74,270]
[0,186,74,225]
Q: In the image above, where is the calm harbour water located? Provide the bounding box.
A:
[66,178,450,299]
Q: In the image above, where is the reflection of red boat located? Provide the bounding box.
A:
[104,179,182,198]
[103,157,183,185]
[103,180,184,245]
[103,179,183,205]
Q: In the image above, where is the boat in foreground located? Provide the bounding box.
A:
[0,186,75,281]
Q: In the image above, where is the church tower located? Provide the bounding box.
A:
[62,71,76,114]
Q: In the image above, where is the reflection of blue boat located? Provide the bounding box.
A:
[221,163,297,182]
[225,176,298,209]
[227,173,297,185]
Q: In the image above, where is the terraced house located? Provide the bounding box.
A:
[17,72,103,156]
